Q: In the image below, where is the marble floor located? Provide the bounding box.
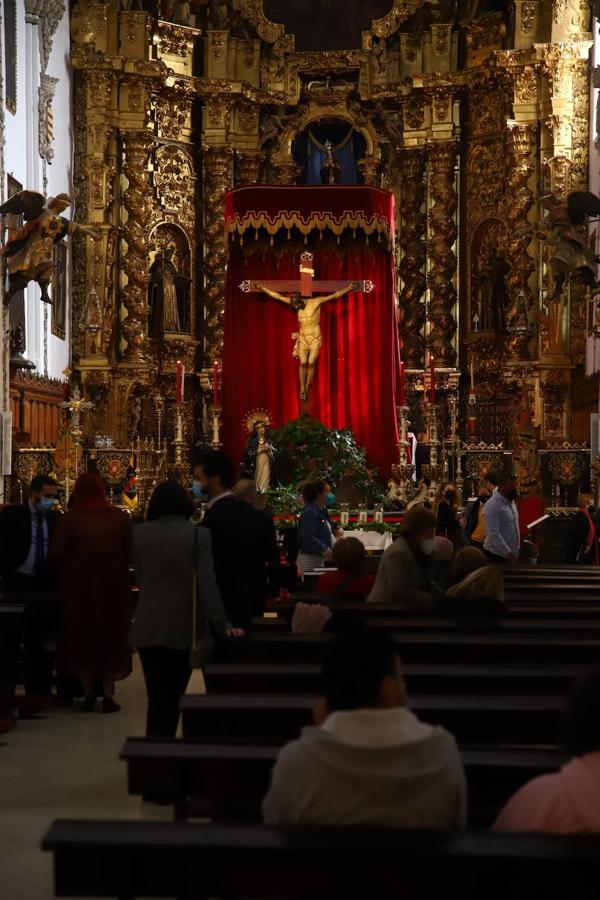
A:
[0,656,175,899]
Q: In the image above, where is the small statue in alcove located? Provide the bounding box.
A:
[479,248,510,333]
[129,395,143,441]
[320,140,341,185]
[149,247,190,335]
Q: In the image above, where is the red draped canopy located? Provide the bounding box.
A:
[221,186,400,479]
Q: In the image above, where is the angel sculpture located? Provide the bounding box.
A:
[0,191,96,305]
[539,191,600,300]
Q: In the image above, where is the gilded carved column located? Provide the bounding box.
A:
[427,141,458,366]
[398,148,427,369]
[505,122,536,361]
[120,130,153,364]
[203,145,233,362]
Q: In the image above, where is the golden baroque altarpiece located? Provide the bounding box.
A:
[67,0,595,493]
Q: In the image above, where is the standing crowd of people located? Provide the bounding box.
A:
[0,451,279,735]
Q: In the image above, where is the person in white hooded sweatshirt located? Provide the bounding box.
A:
[263,632,466,828]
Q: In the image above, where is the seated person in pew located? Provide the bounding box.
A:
[315,538,375,599]
[494,665,600,833]
[263,631,466,828]
[450,546,488,586]
[434,566,506,619]
[366,507,437,610]
[427,536,455,590]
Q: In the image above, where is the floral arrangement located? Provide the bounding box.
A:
[265,415,387,514]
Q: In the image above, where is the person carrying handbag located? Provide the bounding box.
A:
[132,480,242,739]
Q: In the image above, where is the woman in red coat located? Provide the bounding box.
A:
[52,473,132,712]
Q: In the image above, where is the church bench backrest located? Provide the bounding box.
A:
[282,597,600,619]
[42,819,600,900]
[179,691,565,745]
[203,661,584,696]
[120,738,566,826]
[223,630,600,666]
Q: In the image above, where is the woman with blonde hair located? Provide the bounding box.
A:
[564,494,598,564]
[436,564,506,619]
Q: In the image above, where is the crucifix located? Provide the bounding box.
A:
[240,252,375,400]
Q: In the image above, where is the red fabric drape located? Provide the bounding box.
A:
[222,242,399,477]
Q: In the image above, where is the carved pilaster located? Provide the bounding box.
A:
[505,122,536,361]
[271,160,303,185]
[357,156,379,186]
[120,130,154,364]
[203,145,233,362]
[427,141,458,366]
[235,150,265,186]
[398,148,427,369]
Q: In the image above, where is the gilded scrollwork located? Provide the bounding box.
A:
[154,144,195,225]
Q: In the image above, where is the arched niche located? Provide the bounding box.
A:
[148,222,193,336]
[292,118,368,184]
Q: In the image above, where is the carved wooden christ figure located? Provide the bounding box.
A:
[241,252,374,401]
[258,282,358,400]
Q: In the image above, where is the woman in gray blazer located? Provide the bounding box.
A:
[132,480,241,738]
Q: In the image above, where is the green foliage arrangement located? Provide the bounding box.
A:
[265,415,387,513]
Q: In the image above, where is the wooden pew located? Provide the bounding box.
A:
[0,603,24,730]
[204,661,584,696]
[282,597,600,620]
[258,612,600,636]
[43,819,600,899]
[180,692,565,745]
[222,631,600,665]
[120,737,566,826]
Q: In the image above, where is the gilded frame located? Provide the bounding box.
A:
[51,241,67,340]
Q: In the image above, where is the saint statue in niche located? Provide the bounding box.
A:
[478,248,510,333]
[243,410,278,492]
[149,247,190,336]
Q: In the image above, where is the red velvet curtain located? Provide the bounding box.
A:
[222,241,399,479]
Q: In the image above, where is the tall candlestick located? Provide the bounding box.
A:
[213,360,219,406]
[469,360,474,391]
[429,354,436,405]
[176,360,184,405]
[399,360,405,406]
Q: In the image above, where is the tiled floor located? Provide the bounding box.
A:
[0,656,171,899]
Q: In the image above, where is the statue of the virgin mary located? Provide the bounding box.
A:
[243,408,278,491]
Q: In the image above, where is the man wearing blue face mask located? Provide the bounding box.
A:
[0,474,60,695]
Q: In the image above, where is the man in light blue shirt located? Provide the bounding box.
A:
[482,473,520,563]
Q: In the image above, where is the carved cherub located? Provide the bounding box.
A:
[539,191,600,300]
[371,102,403,145]
[258,112,288,149]
[0,191,96,305]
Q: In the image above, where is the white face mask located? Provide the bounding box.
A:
[420,538,437,557]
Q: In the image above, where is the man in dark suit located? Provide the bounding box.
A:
[0,474,60,695]
[194,451,276,628]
